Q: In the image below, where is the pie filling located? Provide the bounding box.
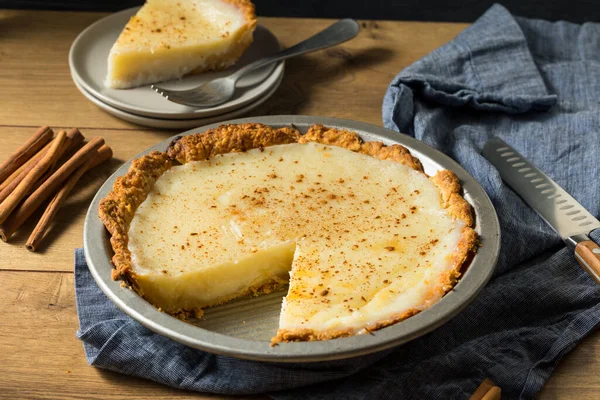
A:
[105,0,255,89]
[127,142,468,338]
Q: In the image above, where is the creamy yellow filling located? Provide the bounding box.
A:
[106,0,251,88]
[128,142,465,332]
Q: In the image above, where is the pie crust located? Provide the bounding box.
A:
[98,123,477,342]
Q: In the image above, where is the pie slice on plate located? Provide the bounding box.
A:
[98,123,477,343]
[105,0,257,89]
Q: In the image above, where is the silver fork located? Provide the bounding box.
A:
[151,19,360,108]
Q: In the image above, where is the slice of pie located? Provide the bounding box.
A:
[99,123,477,343]
[105,0,257,89]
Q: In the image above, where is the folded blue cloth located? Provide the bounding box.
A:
[76,4,600,399]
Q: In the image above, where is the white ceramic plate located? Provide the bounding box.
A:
[72,70,283,129]
[69,7,284,120]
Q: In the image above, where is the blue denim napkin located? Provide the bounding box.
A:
[76,4,600,399]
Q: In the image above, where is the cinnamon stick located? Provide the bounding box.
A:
[0,129,84,205]
[469,378,500,400]
[41,128,84,178]
[0,137,104,242]
[26,145,112,252]
[0,126,53,185]
[0,141,52,193]
[481,387,501,400]
[26,128,84,196]
[1,129,82,192]
[0,131,67,225]
[0,151,45,205]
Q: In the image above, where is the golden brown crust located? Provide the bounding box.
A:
[98,151,172,280]
[272,309,421,345]
[167,123,301,163]
[430,170,474,227]
[100,122,478,344]
[299,124,425,172]
[272,328,354,344]
[222,0,257,28]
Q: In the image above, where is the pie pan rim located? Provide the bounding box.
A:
[83,115,501,362]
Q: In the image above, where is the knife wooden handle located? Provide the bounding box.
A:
[575,240,600,284]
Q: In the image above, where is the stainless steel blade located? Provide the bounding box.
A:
[482,138,600,239]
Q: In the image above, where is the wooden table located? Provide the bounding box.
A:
[0,9,598,399]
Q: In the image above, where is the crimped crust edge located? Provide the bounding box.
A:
[98,123,478,344]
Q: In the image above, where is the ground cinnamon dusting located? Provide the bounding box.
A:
[97,122,477,345]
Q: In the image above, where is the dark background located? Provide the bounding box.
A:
[1,0,599,23]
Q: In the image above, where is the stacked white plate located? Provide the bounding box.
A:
[69,8,284,129]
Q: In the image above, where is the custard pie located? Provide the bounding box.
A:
[99,123,477,343]
[105,0,257,89]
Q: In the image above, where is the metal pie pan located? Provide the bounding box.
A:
[83,115,500,362]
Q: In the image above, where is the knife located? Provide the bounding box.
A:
[482,138,600,284]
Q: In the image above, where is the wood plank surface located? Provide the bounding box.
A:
[0,271,254,400]
[0,8,597,400]
[0,9,467,129]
